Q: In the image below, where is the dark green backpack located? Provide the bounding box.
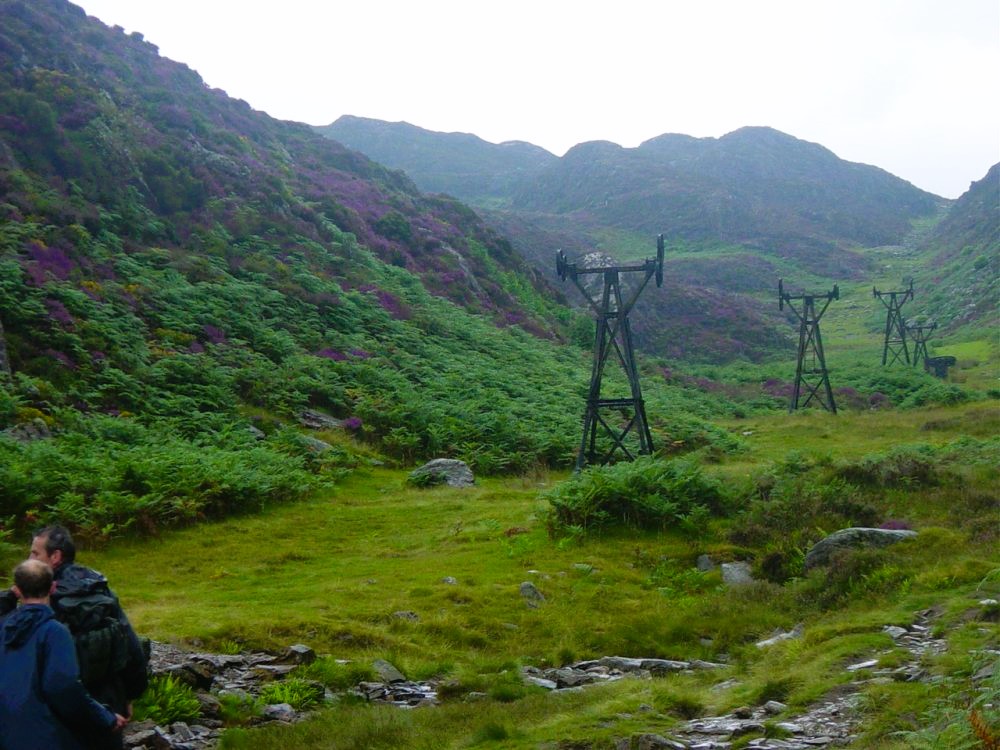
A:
[56,589,130,688]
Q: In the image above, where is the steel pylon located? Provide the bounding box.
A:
[779,279,839,414]
[557,236,665,470]
[874,281,914,366]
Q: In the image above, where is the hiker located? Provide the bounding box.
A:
[0,559,128,750]
[28,525,149,750]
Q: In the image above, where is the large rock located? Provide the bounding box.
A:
[804,527,918,570]
[408,459,475,488]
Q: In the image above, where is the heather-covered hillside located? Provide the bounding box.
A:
[319,116,557,206]
[0,0,605,533]
[0,0,560,335]
[316,119,952,362]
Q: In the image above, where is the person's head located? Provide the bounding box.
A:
[29,525,75,570]
[13,559,54,603]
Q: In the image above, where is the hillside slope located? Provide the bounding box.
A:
[515,128,941,256]
[0,0,561,334]
[318,115,557,206]
[317,119,951,362]
[919,163,999,331]
[0,0,610,496]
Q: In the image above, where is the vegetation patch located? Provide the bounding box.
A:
[543,456,727,536]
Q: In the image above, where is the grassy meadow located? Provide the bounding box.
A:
[70,389,998,748]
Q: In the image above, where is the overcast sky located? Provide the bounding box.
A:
[76,0,998,199]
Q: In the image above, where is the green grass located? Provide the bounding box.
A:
[71,395,998,748]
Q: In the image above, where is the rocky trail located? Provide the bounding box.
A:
[123,606,979,749]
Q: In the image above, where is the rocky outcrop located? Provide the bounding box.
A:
[804,527,918,570]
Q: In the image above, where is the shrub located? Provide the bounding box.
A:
[837,445,940,488]
[543,456,726,535]
[132,675,201,724]
[796,547,910,610]
[218,692,261,726]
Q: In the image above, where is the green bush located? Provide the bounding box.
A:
[0,416,321,535]
[132,675,202,724]
[544,456,726,535]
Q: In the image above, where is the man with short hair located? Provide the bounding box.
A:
[27,525,149,750]
[0,559,127,750]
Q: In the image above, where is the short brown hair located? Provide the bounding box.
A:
[14,559,53,599]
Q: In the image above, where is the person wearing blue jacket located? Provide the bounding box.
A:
[0,559,126,750]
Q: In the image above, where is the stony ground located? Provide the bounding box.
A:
[124,607,965,749]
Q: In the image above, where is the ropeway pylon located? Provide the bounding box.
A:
[557,236,665,471]
[874,281,914,365]
[779,279,839,414]
[906,321,937,368]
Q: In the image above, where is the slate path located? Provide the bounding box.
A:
[610,609,949,750]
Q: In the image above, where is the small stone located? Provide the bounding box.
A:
[755,623,804,648]
[392,610,420,622]
[733,705,753,718]
[721,562,754,586]
[730,721,765,737]
[195,692,222,718]
[164,662,214,691]
[763,700,788,715]
[882,626,908,639]
[846,659,879,672]
[973,662,995,681]
[630,733,688,749]
[442,576,458,584]
[262,702,297,722]
[372,658,406,683]
[124,729,157,748]
[284,643,316,664]
[524,675,558,689]
[169,722,194,741]
[520,581,546,606]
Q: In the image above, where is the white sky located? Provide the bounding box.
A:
[75,0,999,199]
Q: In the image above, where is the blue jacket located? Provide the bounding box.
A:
[0,603,117,750]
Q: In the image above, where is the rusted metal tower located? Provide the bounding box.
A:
[779,279,839,414]
[557,235,664,470]
[874,281,914,365]
[906,321,937,368]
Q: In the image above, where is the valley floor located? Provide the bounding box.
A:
[82,401,998,749]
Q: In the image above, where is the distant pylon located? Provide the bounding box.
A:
[906,321,937,368]
[557,236,665,470]
[874,281,914,365]
[779,279,839,414]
